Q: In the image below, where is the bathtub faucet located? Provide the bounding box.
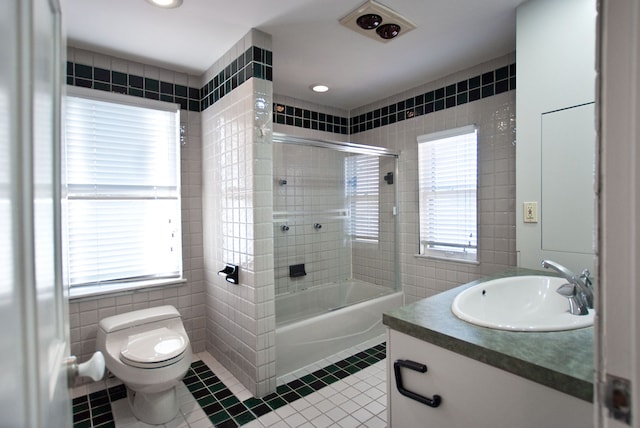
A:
[541,260,594,312]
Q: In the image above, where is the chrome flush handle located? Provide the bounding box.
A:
[65,351,105,385]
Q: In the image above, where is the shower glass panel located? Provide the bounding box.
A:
[272,134,399,326]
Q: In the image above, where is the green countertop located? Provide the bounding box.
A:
[383,268,594,402]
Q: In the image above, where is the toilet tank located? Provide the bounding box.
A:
[99,305,182,334]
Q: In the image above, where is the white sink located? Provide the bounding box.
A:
[451,276,594,332]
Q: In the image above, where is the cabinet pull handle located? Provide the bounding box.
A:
[393,359,442,408]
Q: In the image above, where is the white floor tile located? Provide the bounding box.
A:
[188,417,214,428]
[336,415,360,428]
[364,400,385,417]
[183,406,208,425]
[351,407,375,423]
[258,410,283,427]
[313,398,335,414]
[304,391,325,405]
[284,412,307,427]
[275,404,297,419]
[341,386,360,399]
[300,405,321,421]
[328,393,348,406]
[309,414,334,428]
[163,412,190,428]
[243,420,265,428]
[290,397,312,412]
[325,406,348,422]
[102,341,389,428]
[364,415,387,428]
[338,399,360,415]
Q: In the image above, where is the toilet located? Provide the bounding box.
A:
[96,305,192,425]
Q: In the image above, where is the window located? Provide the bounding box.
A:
[418,125,478,261]
[65,87,182,297]
[345,154,380,242]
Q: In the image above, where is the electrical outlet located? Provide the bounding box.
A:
[523,202,538,223]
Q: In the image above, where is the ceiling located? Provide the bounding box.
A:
[63,0,524,111]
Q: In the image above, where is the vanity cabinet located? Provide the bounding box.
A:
[387,329,592,428]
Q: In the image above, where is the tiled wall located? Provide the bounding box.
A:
[350,62,516,135]
[350,153,398,289]
[272,95,350,141]
[271,98,398,293]
[272,143,352,296]
[66,47,207,378]
[350,53,517,303]
[66,38,516,398]
[66,48,201,111]
[66,46,272,113]
[202,29,276,398]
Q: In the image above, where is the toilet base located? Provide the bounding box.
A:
[127,385,178,425]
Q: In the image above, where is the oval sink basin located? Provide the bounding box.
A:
[451,276,594,332]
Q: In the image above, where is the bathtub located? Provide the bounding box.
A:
[275,280,403,377]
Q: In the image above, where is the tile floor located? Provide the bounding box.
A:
[71,336,388,428]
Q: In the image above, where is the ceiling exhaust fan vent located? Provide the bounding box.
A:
[339,0,416,43]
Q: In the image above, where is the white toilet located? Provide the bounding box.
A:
[96,305,192,425]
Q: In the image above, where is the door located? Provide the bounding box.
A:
[599,1,640,426]
[0,0,70,427]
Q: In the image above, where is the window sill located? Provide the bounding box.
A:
[414,253,480,265]
[353,239,379,246]
[69,277,187,301]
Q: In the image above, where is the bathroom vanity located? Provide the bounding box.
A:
[383,269,594,428]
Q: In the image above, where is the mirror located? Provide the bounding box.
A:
[515,0,597,274]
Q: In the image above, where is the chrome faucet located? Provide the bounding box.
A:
[541,260,594,315]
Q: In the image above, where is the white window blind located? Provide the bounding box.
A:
[418,125,478,261]
[65,88,182,292]
[345,154,379,242]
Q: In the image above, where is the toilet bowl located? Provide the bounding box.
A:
[96,305,192,425]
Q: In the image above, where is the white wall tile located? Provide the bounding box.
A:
[351,54,516,303]
[67,50,206,383]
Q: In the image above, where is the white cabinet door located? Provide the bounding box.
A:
[387,329,592,428]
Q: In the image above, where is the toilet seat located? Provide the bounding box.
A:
[120,327,187,369]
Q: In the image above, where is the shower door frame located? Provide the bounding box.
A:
[271,132,400,302]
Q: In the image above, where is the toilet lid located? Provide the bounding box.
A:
[120,327,187,369]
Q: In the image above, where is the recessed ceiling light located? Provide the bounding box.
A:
[145,0,183,9]
[311,84,329,93]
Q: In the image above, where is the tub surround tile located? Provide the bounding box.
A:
[383,267,594,402]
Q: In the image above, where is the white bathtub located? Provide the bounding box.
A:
[275,280,403,377]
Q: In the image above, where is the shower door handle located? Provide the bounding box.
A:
[393,359,442,408]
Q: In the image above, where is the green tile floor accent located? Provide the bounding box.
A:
[71,342,386,428]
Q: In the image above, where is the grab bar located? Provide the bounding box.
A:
[393,359,442,408]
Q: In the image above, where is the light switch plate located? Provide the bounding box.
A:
[523,202,538,223]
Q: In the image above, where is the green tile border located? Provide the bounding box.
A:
[180,342,386,426]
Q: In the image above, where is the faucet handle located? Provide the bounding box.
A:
[580,269,592,284]
[555,283,576,297]
[555,283,589,316]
